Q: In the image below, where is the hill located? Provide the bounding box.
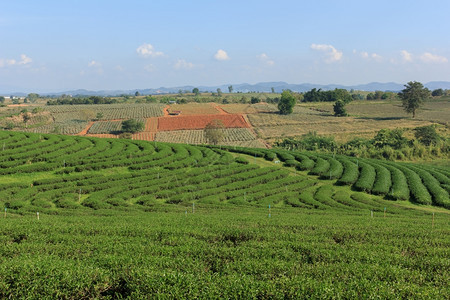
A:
[0,131,448,298]
[0,131,447,214]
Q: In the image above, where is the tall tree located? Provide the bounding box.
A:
[204,119,225,145]
[271,87,275,93]
[192,88,200,96]
[278,90,296,115]
[217,88,222,97]
[228,85,233,93]
[398,81,430,118]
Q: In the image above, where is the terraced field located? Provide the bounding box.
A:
[0,130,448,299]
[0,131,448,214]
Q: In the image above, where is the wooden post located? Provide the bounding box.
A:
[37,212,39,220]
[192,202,195,214]
[269,204,271,218]
[384,207,386,218]
[78,188,82,201]
[371,210,373,218]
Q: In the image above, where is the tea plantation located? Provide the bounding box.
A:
[0,131,448,298]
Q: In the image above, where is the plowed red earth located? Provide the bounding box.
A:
[158,114,249,131]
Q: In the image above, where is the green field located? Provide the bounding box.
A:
[0,130,448,298]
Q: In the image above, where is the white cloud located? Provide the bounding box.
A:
[88,60,101,67]
[420,52,448,63]
[311,44,343,63]
[0,54,32,67]
[136,43,164,58]
[400,50,413,62]
[214,49,230,61]
[18,54,32,65]
[257,53,275,66]
[174,59,194,70]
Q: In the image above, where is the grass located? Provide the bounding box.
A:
[247,100,446,142]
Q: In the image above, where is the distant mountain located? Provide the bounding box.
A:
[2,81,449,96]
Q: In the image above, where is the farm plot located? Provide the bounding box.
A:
[158,114,249,131]
[88,121,122,134]
[168,103,220,115]
[155,128,265,147]
[219,103,278,114]
[47,103,165,119]
[249,111,432,142]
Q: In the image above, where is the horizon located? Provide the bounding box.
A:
[1,1,449,92]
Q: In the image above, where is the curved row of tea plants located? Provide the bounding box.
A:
[0,131,448,214]
[219,146,449,209]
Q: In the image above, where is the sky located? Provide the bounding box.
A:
[1,0,450,93]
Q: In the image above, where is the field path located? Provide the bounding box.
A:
[76,121,95,135]
[210,103,228,115]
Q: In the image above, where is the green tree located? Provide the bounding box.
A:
[372,129,408,149]
[431,88,444,97]
[414,125,440,146]
[398,81,430,118]
[250,96,260,104]
[217,88,222,97]
[271,87,275,93]
[27,93,39,103]
[135,91,140,97]
[278,90,296,114]
[333,100,347,117]
[121,119,144,133]
[0,96,5,103]
[228,85,233,93]
[204,119,225,145]
[96,112,104,120]
[192,88,200,96]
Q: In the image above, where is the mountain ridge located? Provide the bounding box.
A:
[2,81,450,97]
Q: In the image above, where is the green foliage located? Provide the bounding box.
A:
[204,120,225,145]
[278,90,296,115]
[303,88,352,103]
[333,100,347,117]
[414,125,441,146]
[121,119,144,133]
[0,209,448,298]
[432,88,444,97]
[192,88,200,95]
[398,81,430,118]
[372,129,408,149]
[250,96,261,104]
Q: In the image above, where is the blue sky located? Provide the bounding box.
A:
[1,0,449,92]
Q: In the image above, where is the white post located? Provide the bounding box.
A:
[37,212,39,220]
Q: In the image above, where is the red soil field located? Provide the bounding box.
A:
[158,114,249,131]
